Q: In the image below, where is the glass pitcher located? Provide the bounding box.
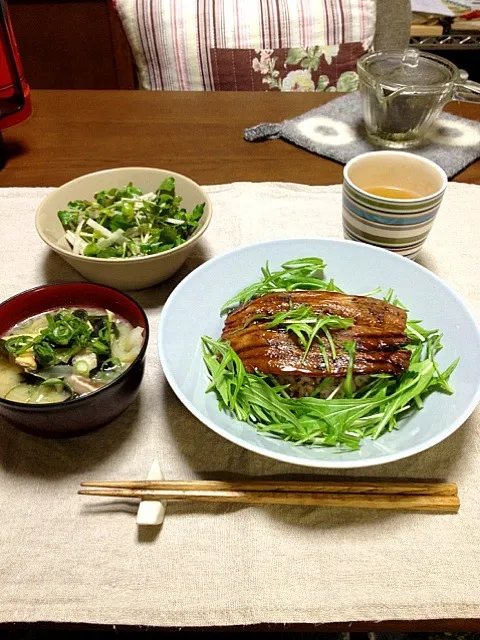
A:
[357,48,480,149]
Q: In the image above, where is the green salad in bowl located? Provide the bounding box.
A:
[35,167,212,290]
[58,177,205,259]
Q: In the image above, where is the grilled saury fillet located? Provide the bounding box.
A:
[222,291,411,378]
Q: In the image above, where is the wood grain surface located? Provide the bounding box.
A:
[1,91,479,188]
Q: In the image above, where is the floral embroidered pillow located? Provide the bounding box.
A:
[115,0,376,91]
[211,44,364,92]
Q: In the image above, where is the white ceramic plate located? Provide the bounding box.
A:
[158,238,480,469]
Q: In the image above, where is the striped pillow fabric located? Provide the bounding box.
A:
[115,0,376,91]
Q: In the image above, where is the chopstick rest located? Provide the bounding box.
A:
[136,458,166,526]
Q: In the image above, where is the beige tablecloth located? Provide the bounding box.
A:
[0,182,479,627]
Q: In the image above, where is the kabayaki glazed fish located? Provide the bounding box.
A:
[222,291,411,378]
[202,256,458,448]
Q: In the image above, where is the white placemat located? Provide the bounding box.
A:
[0,182,479,627]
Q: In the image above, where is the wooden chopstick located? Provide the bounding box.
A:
[78,480,460,513]
[79,479,458,496]
[78,488,459,512]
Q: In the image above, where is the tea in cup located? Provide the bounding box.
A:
[342,151,447,259]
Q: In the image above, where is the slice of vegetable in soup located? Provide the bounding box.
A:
[0,358,24,398]
[5,381,71,404]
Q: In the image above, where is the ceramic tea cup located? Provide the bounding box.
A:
[342,151,447,259]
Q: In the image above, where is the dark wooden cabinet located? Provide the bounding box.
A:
[8,0,136,89]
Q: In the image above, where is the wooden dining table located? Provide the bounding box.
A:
[0,91,480,635]
[1,90,479,188]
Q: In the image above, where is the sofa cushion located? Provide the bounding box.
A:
[115,0,376,91]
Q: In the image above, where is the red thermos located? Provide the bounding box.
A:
[0,1,31,132]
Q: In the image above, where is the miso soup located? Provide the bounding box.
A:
[0,307,144,404]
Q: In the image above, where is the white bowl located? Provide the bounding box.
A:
[36,167,212,290]
[158,238,480,469]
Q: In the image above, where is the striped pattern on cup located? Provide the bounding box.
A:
[342,152,447,260]
[343,182,444,259]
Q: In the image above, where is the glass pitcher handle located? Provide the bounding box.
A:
[453,80,480,104]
